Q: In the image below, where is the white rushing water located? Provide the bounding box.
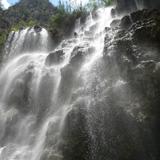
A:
[4,27,49,58]
[0,7,114,160]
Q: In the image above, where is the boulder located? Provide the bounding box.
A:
[110,19,120,28]
[45,49,65,66]
[70,44,95,68]
[89,23,98,32]
[120,15,132,29]
[111,8,116,18]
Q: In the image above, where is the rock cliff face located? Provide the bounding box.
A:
[104,8,160,159]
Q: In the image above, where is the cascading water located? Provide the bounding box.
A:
[134,0,146,9]
[0,5,156,160]
[0,7,114,160]
[4,27,50,58]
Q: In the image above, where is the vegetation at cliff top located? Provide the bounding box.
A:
[48,0,88,43]
[0,0,114,52]
[11,19,38,31]
[48,0,113,42]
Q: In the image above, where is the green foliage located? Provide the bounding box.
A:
[0,31,7,48]
[11,19,38,31]
[0,30,8,62]
[49,1,87,43]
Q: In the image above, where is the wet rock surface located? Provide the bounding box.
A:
[70,44,95,67]
[110,19,120,28]
[103,8,160,159]
[45,49,65,66]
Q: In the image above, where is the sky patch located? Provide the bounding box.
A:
[1,0,89,9]
[1,0,11,9]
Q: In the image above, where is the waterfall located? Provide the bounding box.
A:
[0,7,115,160]
[0,5,156,160]
[4,27,50,59]
[134,0,145,9]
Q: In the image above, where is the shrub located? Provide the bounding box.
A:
[49,1,88,43]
